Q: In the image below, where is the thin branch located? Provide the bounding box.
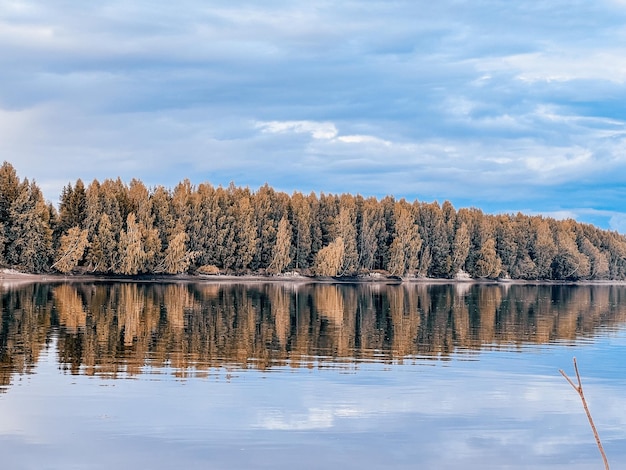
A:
[559,357,610,470]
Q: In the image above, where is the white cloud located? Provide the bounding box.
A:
[609,213,626,233]
[476,50,626,84]
[255,120,338,140]
[336,134,391,146]
[524,149,592,177]
[255,120,393,147]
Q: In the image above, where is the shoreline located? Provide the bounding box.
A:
[2,270,626,286]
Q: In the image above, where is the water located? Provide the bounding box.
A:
[1,282,625,469]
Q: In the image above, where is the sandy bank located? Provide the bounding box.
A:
[2,269,626,286]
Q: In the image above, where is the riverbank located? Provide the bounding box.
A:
[2,269,626,285]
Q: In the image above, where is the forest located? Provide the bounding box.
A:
[1,160,626,280]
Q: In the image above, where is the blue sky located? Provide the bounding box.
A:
[2,1,626,231]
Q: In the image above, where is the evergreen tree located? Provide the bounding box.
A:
[474,238,502,278]
[268,216,292,274]
[451,222,470,275]
[230,186,257,272]
[552,223,589,280]
[387,200,422,276]
[335,196,359,275]
[6,180,53,272]
[289,191,313,270]
[57,179,86,235]
[358,197,384,271]
[417,202,452,278]
[87,213,117,273]
[530,218,556,279]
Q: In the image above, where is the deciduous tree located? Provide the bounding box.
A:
[313,237,345,276]
[53,227,89,273]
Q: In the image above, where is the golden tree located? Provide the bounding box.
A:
[52,227,89,273]
[268,216,292,274]
[313,237,345,276]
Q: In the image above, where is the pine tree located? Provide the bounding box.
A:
[57,179,86,235]
[6,180,53,272]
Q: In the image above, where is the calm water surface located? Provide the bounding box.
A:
[1,281,625,469]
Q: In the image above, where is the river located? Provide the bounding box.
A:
[1,281,625,469]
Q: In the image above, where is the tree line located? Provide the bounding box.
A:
[1,160,626,280]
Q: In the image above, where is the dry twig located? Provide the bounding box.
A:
[559,357,609,470]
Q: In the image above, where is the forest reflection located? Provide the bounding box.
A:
[2,282,626,390]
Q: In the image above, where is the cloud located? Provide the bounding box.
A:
[610,214,626,233]
[489,50,626,84]
[3,0,626,231]
[255,120,338,140]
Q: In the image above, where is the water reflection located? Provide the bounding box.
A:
[2,282,626,390]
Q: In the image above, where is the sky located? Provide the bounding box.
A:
[1,1,626,232]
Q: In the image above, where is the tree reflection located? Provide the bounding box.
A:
[2,281,626,390]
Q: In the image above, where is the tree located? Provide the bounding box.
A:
[417,202,452,278]
[290,191,313,270]
[313,237,345,276]
[87,213,117,273]
[579,237,609,279]
[231,186,257,272]
[83,179,124,268]
[118,213,145,275]
[251,184,288,271]
[57,179,86,236]
[0,161,21,223]
[150,185,176,250]
[268,217,292,274]
[494,215,517,277]
[53,227,89,273]
[474,238,502,278]
[451,222,471,275]
[358,197,384,271]
[334,198,359,275]
[387,201,422,276]
[158,231,196,274]
[552,223,590,280]
[6,180,53,272]
[530,218,556,279]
